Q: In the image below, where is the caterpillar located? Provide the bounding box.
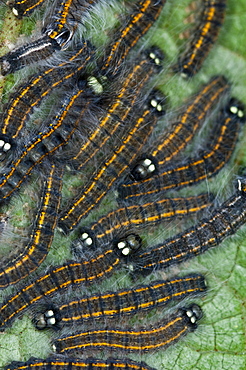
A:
[1,0,166,75]
[130,176,246,275]
[43,0,100,49]
[0,40,94,158]
[173,0,227,77]
[99,0,166,77]
[70,46,164,172]
[0,81,98,204]
[53,303,203,354]
[0,0,99,74]
[118,75,230,185]
[0,247,121,330]
[0,162,63,289]
[58,87,166,234]
[0,35,60,76]
[33,273,206,330]
[4,356,157,370]
[73,192,213,251]
[9,0,48,17]
[118,97,245,202]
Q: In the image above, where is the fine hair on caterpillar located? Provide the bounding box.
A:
[32,273,207,330]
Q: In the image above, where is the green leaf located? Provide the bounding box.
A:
[0,1,246,369]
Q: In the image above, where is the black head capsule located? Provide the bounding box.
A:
[12,6,20,18]
[79,229,96,248]
[115,233,142,257]
[0,136,13,160]
[226,98,245,123]
[71,228,98,259]
[180,303,203,330]
[148,88,167,116]
[33,306,60,330]
[145,45,164,72]
[130,155,158,181]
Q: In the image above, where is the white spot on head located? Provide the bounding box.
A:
[86,238,93,246]
[81,232,89,239]
[149,52,155,60]
[149,52,160,65]
[143,158,152,166]
[149,164,156,173]
[230,104,244,119]
[81,232,93,246]
[190,316,196,324]
[238,109,244,118]
[12,8,19,17]
[186,309,192,318]
[4,142,11,152]
[48,317,56,326]
[0,140,5,148]
[122,247,130,256]
[150,99,163,112]
[46,310,54,317]
[117,241,126,250]
[150,99,157,108]
[230,105,238,115]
